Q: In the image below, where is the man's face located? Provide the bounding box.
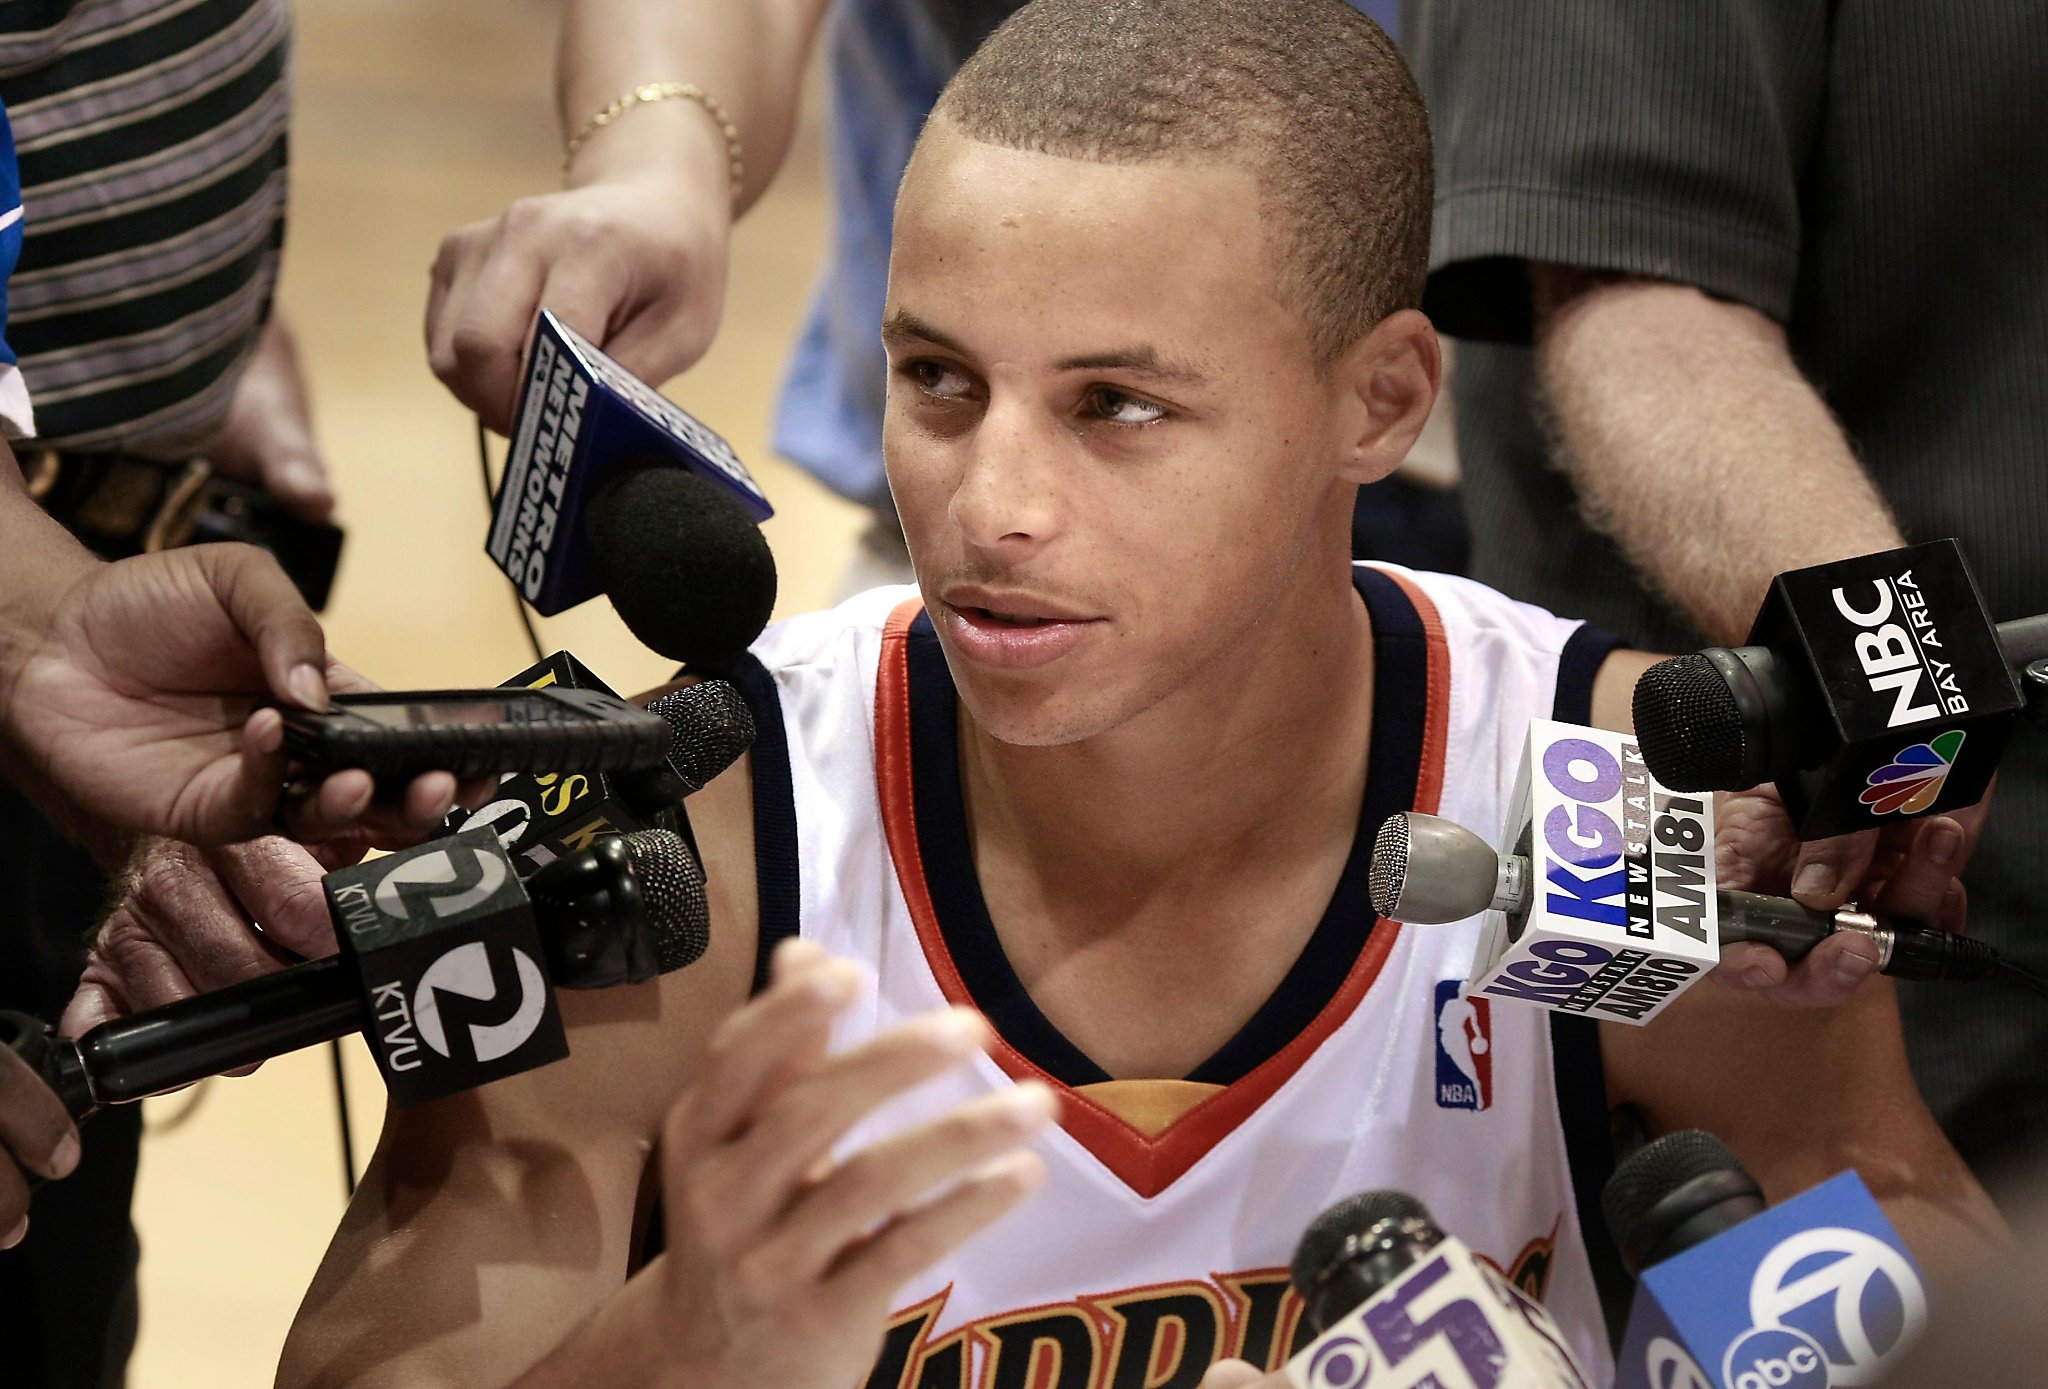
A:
[883,121,1362,747]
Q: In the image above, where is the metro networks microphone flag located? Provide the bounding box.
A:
[487,310,773,616]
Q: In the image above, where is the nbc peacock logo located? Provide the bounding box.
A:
[1861,730,1965,815]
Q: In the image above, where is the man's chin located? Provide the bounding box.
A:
[953,678,1122,749]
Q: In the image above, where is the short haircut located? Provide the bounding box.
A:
[933,0,1433,370]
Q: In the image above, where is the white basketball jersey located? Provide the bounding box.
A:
[730,565,1622,1388]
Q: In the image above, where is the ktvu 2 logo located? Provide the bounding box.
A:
[1712,1227,1927,1389]
[366,848,548,1069]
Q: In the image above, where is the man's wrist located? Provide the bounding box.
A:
[562,87,742,227]
[0,487,99,740]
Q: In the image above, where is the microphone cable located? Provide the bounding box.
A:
[478,417,546,665]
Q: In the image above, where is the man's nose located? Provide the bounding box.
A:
[949,397,1062,553]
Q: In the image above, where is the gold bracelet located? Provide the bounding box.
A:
[563,81,744,198]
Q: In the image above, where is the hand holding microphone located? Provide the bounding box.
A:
[1372,809,2035,998]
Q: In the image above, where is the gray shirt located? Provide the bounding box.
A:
[1407,0,2048,1184]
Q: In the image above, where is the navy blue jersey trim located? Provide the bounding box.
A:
[905,568,1421,1087]
[1548,621,1628,1345]
[715,656,801,996]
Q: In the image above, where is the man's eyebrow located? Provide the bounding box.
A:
[1055,345,1209,384]
[884,311,1210,384]
[881,310,971,356]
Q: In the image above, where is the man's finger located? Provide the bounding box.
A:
[533,255,634,360]
[823,1149,1045,1309]
[1787,826,1884,912]
[663,949,862,1166]
[1198,1362,1273,1389]
[1750,932,1882,1008]
[1870,816,1967,926]
[768,1083,1056,1284]
[200,544,328,714]
[447,217,552,432]
[212,837,343,960]
[704,1009,994,1248]
[0,1046,81,1185]
[1710,940,1790,994]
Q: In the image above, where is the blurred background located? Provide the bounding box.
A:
[124,0,854,1380]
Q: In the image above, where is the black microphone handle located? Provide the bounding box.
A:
[1998,613,2048,670]
[1715,889,1833,961]
[3,956,365,1122]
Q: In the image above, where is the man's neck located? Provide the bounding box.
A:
[957,560,1377,928]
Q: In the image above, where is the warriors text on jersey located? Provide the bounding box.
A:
[723,565,1624,1387]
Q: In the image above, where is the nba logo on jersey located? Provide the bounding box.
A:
[1434,979,1493,1111]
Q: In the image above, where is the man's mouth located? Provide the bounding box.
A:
[966,607,1054,627]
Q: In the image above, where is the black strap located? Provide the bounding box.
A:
[708,654,802,995]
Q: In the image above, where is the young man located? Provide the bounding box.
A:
[265,2,1998,1385]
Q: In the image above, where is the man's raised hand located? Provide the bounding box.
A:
[647,938,1054,1389]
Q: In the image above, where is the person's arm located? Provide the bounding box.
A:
[277,742,1049,1388]
[427,0,835,431]
[1533,267,1904,647]
[1601,973,2007,1276]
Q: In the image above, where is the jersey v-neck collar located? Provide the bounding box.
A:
[875,566,1452,1197]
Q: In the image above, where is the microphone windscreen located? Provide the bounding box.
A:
[587,465,778,669]
[1368,815,1410,918]
[1602,1128,1764,1273]
[646,680,756,791]
[622,828,711,973]
[1290,1189,1435,1298]
[1633,655,1749,791]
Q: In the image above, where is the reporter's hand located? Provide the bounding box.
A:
[1198,1361,1277,1389]
[206,313,335,524]
[61,832,351,1038]
[652,938,1053,1389]
[1711,781,1982,1007]
[426,171,731,434]
[4,544,483,845]
[0,1044,80,1247]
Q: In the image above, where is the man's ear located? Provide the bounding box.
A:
[1333,309,1442,486]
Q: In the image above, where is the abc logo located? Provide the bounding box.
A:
[1645,1336,1713,1389]
[1721,1327,1828,1389]
[1301,1334,1377,1389]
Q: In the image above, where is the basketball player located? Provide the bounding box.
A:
[262,2,1999,1385]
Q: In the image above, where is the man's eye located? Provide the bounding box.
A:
[1086,387,1169,426]
[906,360,974,399]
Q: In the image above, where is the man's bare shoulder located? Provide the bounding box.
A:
[448,738,763,1152]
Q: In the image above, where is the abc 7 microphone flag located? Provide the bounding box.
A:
[1614,1172,1927,1389]
[1469,721,1719,1025]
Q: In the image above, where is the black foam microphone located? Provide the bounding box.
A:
[0,828,708,1124]
[485,310,780,670]
[1287,1189,1594,1387]
[585,467,777,670]
[1291,1190,1444,1335]
[1632,539,2045,837]
[1603,1131,1765,1278]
